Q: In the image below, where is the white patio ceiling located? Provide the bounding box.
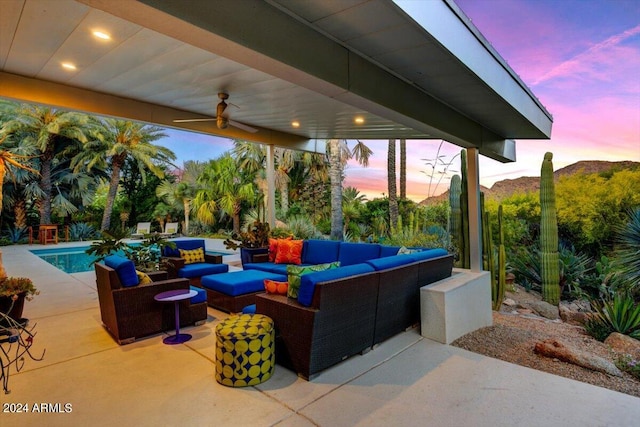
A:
[0,0,552,162]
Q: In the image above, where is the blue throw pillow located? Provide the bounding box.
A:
[104,255,139,287]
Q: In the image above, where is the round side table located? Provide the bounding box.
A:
[154,289,197,345]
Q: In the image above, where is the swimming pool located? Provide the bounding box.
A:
[30,245,231,274]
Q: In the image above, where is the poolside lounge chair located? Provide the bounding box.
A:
[131,222,151,239]
[159,222,179,238]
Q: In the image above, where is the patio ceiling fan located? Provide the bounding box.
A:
[173,92,258,133]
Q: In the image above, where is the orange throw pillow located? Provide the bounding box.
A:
[274,239,303,265]
[264,279,288,295]
[268,238,279,262]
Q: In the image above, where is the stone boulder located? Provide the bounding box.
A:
[534,339,622,376]
[604,332,640,359]
[558,304,590,326]
[527,300,560,320]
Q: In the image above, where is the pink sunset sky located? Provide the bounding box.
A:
[161,0,640,203]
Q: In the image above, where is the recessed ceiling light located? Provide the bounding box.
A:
[92,30,111,40]
[354,116,365,124]
[61,62,77,71]
[291,121,300,128]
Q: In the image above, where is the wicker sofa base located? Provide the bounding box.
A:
[202,288,264,313]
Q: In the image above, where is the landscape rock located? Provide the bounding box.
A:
[534,338,622,377]
[604,332,640,360]
[559,304,590,326]
[503,298,516,307]
[534,339,623,377]
[527,301,560,320]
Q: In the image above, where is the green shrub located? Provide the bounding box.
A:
[583,315,613,342]
[615,354,640,380]
[589,293,640,339]
[69,222,97,241]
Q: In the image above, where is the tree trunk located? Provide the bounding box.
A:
[328,139,343,240]
[101,162,122,231]
[388,139,398,231]
[279,179,289,215]
[39,151,53,224]
[400,139,406,199]
[233,204,241,234]
[183,199,190,236]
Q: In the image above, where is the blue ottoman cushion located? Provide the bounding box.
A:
[202,270,287,296]
[178,263,229,278]
[189,285,207,304]
[242,304,256,314]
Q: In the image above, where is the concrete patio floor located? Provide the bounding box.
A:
[1,240,638,427]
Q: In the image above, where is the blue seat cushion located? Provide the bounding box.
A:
[163,239,206,257]
[302,239,341,265]
[379,245,402,258]
[201,270,287,296]
[366,254,417,271]
[178,263,228,278]
[298,263,376,307]
[408,248,448,262]
[338,243,381,266]
[242,304,256,314]
[104,255,138,287]
[189,285,207,304]
[242,262,291,275]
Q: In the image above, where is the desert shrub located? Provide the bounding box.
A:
[583,315,613,342]
[282,216,320,240]
[614,208,640,294]
[588,293,640,340]
[69,222,97,241]
[3,226,27,243]
[615,354,640,380]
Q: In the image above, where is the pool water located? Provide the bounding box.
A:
[30,245,230,274]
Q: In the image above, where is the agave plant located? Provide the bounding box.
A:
[69,222,98,241]
[589,292,640,340]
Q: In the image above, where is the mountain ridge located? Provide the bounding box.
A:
[419,160,639,205]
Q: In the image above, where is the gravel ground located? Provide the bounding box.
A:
[451,287,640,398]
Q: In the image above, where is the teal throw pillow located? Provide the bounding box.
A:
[287,261,340,299]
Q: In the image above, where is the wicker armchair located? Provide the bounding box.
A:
[95,263,207,345]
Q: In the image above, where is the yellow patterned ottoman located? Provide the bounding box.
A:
[215,314,275,387]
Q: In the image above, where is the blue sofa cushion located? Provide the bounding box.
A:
[408,248,449,262]
[379,245,402,258]
[163,239,206,258]
[201,270,287,296]
[298,263,376,307]
[366,254,417,271]
[338,243,381,266]
[189,285,207,304]
[302,239,341,265]
[243,262,293,275]
[104,255,138,287]
[178,262,228,278]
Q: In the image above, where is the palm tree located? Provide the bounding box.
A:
[400,139,406,199]
[0,103,90,224]
[274,147,295,214]
[327,139,371,240]
[73,118,172,231]
[194,154,256,233]
[388,139,398,230]
[0,134,38,279]
[156,160,204,235]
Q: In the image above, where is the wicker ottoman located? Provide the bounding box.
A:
[215,314,275,387]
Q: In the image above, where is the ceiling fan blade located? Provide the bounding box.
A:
[173,118,216,123]
[229,119,258,133]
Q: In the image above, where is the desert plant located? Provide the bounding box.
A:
[3,226,27,244]
[0,276,39,301]
[614,208,640,293]
[69,222,98,241]
[224,220,270,250]
[615,354,640,380]
[85,230,129,262]
[540,152,560,304]
[588,293,640,339]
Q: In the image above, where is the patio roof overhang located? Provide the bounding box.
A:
[0,0,552,163]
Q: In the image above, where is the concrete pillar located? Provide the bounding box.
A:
[467,147,483,272]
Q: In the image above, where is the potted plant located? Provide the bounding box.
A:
[0,276,39,323]
[224,220,271,266]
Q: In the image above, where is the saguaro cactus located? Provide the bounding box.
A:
[494,204,506,310]
[540,152,560,305]
[449,174,462,265]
